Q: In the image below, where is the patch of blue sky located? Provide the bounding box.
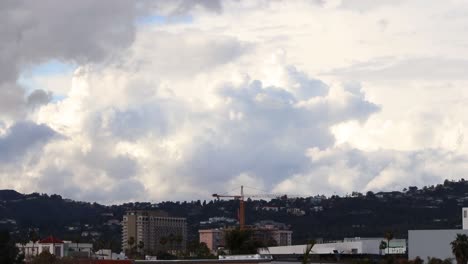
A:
[18,60,76,103]
[28,59,76,76]
[51,95,67,103]
[136,14,193,26]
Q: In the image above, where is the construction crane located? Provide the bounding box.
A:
[212,185,302,230]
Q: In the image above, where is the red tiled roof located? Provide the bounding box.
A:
[39,236,63,244]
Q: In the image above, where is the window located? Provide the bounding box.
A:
[465,210,467,218]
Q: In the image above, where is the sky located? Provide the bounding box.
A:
[2,0,468,204]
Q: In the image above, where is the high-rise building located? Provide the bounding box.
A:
[122,210,187,254]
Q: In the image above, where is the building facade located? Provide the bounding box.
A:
[251,220,292,247]
[16,236,92,259]
[199,221,292,254]
[263,237,406,255]
[122,210,187,254]
[408,207,468,260]
[199,229,225,253]
[463,207,468,229]
[408,229,468,260]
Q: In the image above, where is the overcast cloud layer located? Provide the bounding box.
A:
[2,0,468,203]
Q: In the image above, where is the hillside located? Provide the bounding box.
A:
[1,179,468,252]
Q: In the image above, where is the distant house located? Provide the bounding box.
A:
[16,236,92,259]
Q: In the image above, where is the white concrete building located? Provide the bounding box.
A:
[462,208,468,229]
[408,229,468,260]
[16,236,92,259]
[408,207,468,260]
[261,238,406,255]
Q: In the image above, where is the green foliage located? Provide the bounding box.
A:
[224,229,264,255]
[380,241,388,250]
[0,230,24,264]
[6,178,468,247]
[427,257,453,264]
[157,251,177,260]
[414,257,424,264]
[186,241,214,258]
[452,234,468,264]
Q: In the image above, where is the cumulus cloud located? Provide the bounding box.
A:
[27,50,378,201]
[3,0,468,203]
[273,146,468,195]
[0,0,137,118]
[0,121,57,163]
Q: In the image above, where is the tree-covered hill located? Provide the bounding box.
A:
[2,179,468,252]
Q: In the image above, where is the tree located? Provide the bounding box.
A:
[0,230,24,264]
[138,241,145,255]
[301,241,316,264]
[379,241,387,255]
[126,236,136,258]
[128,236,135,248]
[384,231,394,255]
[29,230,39,257]
[224,229,264,255]
[187,241,213,258]
[451,234,468,264]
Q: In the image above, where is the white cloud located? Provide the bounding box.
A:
[2,0,468,202]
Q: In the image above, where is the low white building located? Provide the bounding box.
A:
[408,207,468,260]
[261,237,406,255]
[16,236,92,259]
[463,208,468,230]
[408,229,468,260]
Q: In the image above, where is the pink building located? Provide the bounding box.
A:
[199,229,225,253]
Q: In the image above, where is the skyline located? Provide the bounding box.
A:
[2,0,468,204]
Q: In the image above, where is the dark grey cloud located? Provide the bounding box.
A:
[0,121,57,163]
[0,82,25,118]
[0,0,138,117]
[36,166,145,204]
[27,89,52,109]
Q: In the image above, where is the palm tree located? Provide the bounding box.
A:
[138,241,145,256]
[168,233,176,251]
[127,236,135,257]
[29,230,39,257]
[451,234,468,264]
[384,231,394,255]
[160,236,168,246]
[302,241,316,264]
[174,235,183,256]
[379,240,387,255]
[128,236,135,248]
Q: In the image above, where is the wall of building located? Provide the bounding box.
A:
[408,229,468,260]
[17,241,92,258]
[199,229,224,252]
[122,211,187,254]
[263,238,404,256]
[463,208,468,230]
